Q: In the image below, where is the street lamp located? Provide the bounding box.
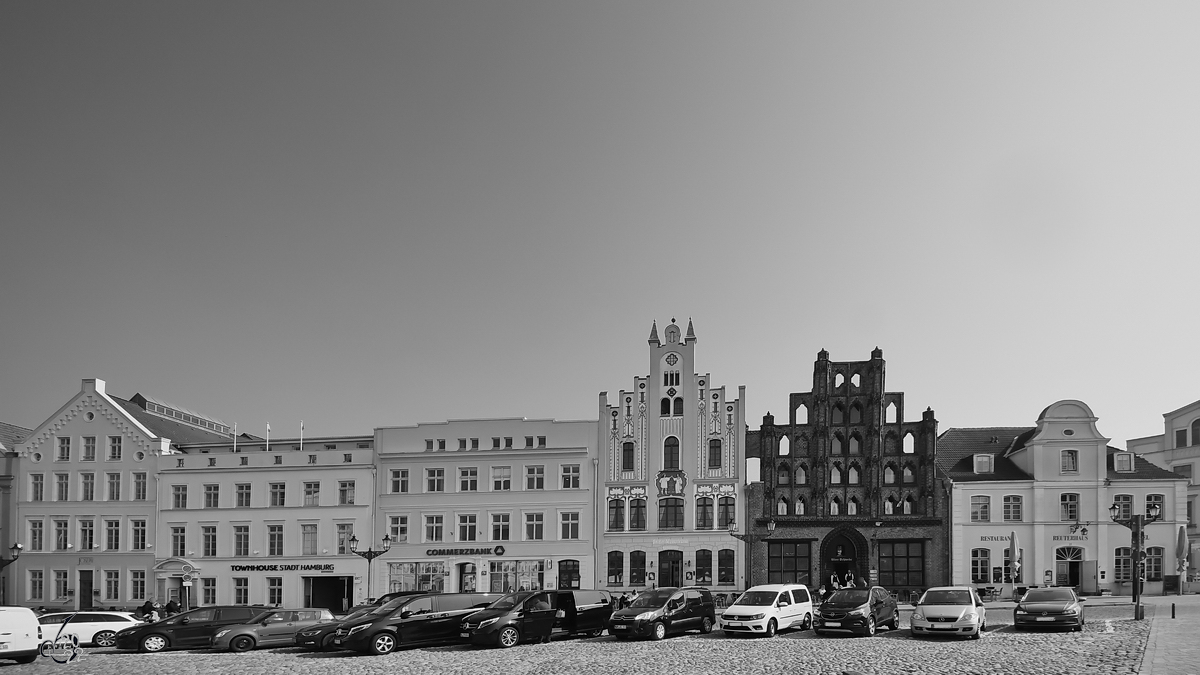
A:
[728,519,776,588]
[349,533,391,603]
[1110,501,1161,620]
[0,543,21,571]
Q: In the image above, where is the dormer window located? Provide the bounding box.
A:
[1060,449,1079,474]
[973,454,993,474]
[1114,453,1134,473]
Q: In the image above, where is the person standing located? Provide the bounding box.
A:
[164,599,180,616]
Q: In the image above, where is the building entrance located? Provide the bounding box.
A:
[458,563,477,592]
[1055,547,1084,587]
[304,576,354,613]
[78,570,94,610]
[659,550,683,588]
[823,533,859,590]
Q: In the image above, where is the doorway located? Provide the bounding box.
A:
[659,550,683,588]
[823,533,859,590]
[304,576,354,613]
[1055,547,1083,587]
[458,563,477,592]
[78,570,93,610]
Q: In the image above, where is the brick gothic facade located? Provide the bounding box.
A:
[747,348,949,596]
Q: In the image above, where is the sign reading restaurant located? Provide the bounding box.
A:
[230,564,337,572]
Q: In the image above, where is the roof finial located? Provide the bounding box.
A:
[648,320,661,346]
[685,318,696,343]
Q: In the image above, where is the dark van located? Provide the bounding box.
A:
[332,592,498,655]
[463,589,613,648]
[114,605,260,652]
[607,587,716,640]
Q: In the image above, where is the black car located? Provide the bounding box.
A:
[114,605,260,652]
[463,589,613,648]
[606,587,716,640]
[331,592,499,655]
[295,590,431,651]
[813,587,899,637]
[1013,587,1086,631]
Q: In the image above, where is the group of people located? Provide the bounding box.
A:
[136,599,180,622]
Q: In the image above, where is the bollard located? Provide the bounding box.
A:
[1172,603,1175,619]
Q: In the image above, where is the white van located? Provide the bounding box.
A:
[0,606,43,664]
[719,584,814,637]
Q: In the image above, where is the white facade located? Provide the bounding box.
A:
[373,418,597,597]
[1128,398,1200,582]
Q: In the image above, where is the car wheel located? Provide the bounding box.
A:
[888,609,900,630]
[14,655,38,664]
[320,633,338,651]
[140,634,168,653]
[700,617,713,634]
[498,626,520,648]
[765,619,777,638]
[864,616,876,637]
[369,632,396,655]
[650,622,667,641]
[588,629,603,638]
[230,635,256,652]
[93,630,117,647]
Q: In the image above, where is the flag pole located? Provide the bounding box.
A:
[300,420,304,452]
[266,422,270,452]
[233,423,237,453]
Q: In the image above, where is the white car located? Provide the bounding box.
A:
[0,606,42,664]
[910,586,986,640]
[719,584,814,637]
[38,611,144,647]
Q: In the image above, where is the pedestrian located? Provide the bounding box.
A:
[139,599,155,619]
[164,599,180,616]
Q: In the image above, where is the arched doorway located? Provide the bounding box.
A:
[1055,547,1084,587]
[659,550,683,588]
[822,532,860,590]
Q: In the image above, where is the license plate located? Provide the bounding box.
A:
[1036,617,1055,622]
[724,622,742,627]
[0,644,8,650]
[824,622,841,627]
[460,632,470,638]
[611,625,627,630]
[333,639,342,644]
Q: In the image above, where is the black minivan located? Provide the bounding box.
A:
[114,605,260,652]
[332,592,499,655]
[463,589,613,648]
[607,587,716,640]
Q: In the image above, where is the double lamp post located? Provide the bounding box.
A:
[1109,501,1161,621]
[349,534,391,604]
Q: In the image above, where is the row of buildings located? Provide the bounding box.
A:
[1,320,1196,612]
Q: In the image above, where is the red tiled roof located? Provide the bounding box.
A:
[936,427,1035,482]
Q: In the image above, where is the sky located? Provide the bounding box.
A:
[2,1,1198,451]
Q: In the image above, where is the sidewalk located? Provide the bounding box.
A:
[1138,594,1200,675]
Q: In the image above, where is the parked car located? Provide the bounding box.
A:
[331,592,499,655]
[0,606,42,664]
[463,589,613,648]
[211,607,335,651]
[114,605,260,652]
[719,584,813,637]
[37,611,143,647]
[1013,587,1085,631]
[606,587,716,641]
[295,605,379,651]
[910,586,986,640]
[813,586,899,637]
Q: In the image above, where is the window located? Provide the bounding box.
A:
[1146,546,1164,581]
[472,438,480,449]
[1060,449,1079,473]
[694,549,713,585]
[661,398,671,415]
[1060,493,1079,521]
[391,469,409,493]
[561,512,580,540]
[55,474,68,501]
[426,439,434,451]
[971,496,990,522]
[171,526,185,557]
[830,466,842,484]
[427,469,445,492]
[607,500,625,531]
[81,473,95,501]
[537,436,546,447]
[302,524,317,555]
[458,514,477,542]
[1114,547,1132,581]
[169,484,185,509]
[492,437,501,449]
[629,498,647,531]
[629,551,647,586]
[766,541,811,585]
[491,514,509,541]
[108,436,122,461]
[1178,429,1190,449]
[338,480,356,505]
[268,524,284,556]
[234,525,249,557]
[1146,494,1164,518]
[1003,495,1023,522]
[778,464,791,485]
[848,465,860,484]
[53,570,68,599]
[268,577,282,605]
[974,454,993,474]
[696,497,714,530]
[777,496,790,516]
[848,497,859,515]
[1114,453,1134,472]
[270,482,285,507]
[82,437,96,461]
[884,466,895,484]
[971,549,991,584]
[107,473,121,501]
[133,473,147,501]
[492,466,511,491]
[902,465,915,483]
[304,482,320,506]
[505,437,513,448]
[459,468,478,492]
[830,497,840,516]
[459,438,467,450]
[425,515,444,542]
[658,498,684,530]
[607,551,624,586]
[831,434,843,454]
[438,439,446,451]
[708,439,722,469]
[105,570,120,601]
[131,520,146,550]
[201,577,215,605]
[29,570,44,600]
[559,559,581,589]
[663,437,680,471]
[622,442,635,472]
[234,578,248,604]
[274,454,283,465]
[561,464,580,489]
[525,513,544,541]
[342,522,357,552]
[57,437,71,461]
[525,466,545,490]
[209,457,217,467]
[878,541,925,587]
[309,454,317,464]
[205,484,219,508]
[903,496,915,514]
[80,520,95,550]
[132,570,147,601]
[54,520,68,550]
[718,549,735,585]
[1114,494,1134,521]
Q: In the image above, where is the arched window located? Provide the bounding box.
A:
[558,559,580,589]
[621,442,635,472]
[832,404,845,424]
[848,465,860,484]
[708,439,722,469]
[884,465,896,484]
[1192,418,1200,446]
[695,549,713,585]
[607,499,625,531]
[902,465,915,484]
[629,550,646,586]
[848,497,859,515]
[796,497,806,515]
[777,496,789,516]
[903,433,915,454]
[777,464,791,485]
[718,549,735,585]
[849,403,862,424]
[903,496,914,515]
[673,397,683,416]
[660,398,671,416]
[778,435,790,456]
[830,497,841,516]
[884,497,895,514]
[849,434,861,455]
[831,465,842,484]
[796,404,808,425]
[885,402,897,424]
[797,464,808,484]
[664,437,680,471]
[832,433,843,454]
[696,497,714,530]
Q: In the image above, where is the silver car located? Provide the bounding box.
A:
[211,608,334,652]
[909,586,986,639]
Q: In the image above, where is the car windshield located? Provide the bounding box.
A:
[488,594,527,611]
[921,590,973,605]
[1023,589,1076,602]
[827,589,870,604]
[342,607,375,621]
[630,590,673,608]
[733,591,780,606]
[370,598,408,616]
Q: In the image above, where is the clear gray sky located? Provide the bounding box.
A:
[3,1,1197,449]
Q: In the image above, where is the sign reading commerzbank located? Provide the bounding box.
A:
[426,546,505,556]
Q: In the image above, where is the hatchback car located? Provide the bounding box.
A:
[607,587,716,640]
[1013,587,1085,631]
[295,605,378,651]
[37,611,143,647]
[910,586,986,639]
[114,605,260,652]
[719,584,813,637]
[212,608,334,651]
[813,586,899,637]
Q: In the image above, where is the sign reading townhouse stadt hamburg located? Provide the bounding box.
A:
[746,348,949,596]
[598,319,747,594]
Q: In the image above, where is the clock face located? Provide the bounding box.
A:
[665,353,679,366]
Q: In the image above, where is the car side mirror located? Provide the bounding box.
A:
[1078,598,1086,603]
[180,618,190,624]
[400,611,413,619]
[778,600,790,607]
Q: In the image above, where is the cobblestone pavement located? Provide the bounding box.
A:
[2,605,1148,675]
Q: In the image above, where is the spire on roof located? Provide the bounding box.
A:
[685,318,696,343]
[648,320,660,346]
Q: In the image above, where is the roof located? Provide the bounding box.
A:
[936,427,1036,482]
[1107,448,1183,481]
[112,397,233,446]
[0,421,33,451]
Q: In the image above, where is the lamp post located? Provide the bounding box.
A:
[728,519,776,588]
[349,534,391,603]
[0,543,21,571]
[1110,501,1161,620]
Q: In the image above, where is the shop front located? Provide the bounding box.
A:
[155,557,356,612]
[386,546,589,596]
